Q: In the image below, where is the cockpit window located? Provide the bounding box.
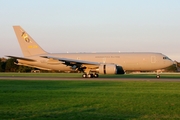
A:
[163,56,171,60]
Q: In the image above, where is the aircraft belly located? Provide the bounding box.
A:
[123,63,141,71]
[41,63,71,71]
[124,62,164,71]
[49,64,71,71]
[19,60,71,71]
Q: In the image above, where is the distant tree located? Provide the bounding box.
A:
[177,62,180,67]
[5,58,18,72]
[18,65,32,72]
[0,59,6,72]
[164,64,177,72]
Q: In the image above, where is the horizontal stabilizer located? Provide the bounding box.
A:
[6,56,36,62]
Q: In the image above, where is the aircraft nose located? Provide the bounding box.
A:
[168,60,174,66]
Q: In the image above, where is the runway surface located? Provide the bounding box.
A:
[0,76,180,82]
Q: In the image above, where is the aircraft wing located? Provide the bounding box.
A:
[41,56,100,65]
[6,56,36,62]
[41,56,100,71]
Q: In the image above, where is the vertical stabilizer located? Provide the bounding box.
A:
[13,26,47,57]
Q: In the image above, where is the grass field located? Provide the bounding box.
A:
[1,78,180,120]
[1,72,180,78]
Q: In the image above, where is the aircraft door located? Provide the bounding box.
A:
[151,56,156,63]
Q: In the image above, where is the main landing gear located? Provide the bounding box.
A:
[82,73,99,78]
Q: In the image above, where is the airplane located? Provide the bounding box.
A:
[7,26,174,78]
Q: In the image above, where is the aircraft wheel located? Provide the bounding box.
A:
[82,74,87,78]
[87,74,93,78]
[156,75,160,79]
[94,74,99,78]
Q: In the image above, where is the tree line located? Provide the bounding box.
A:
[0,58,32,72]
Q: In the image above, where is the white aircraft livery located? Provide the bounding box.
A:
[7,26,174,78]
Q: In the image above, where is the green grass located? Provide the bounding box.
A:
[0,80,180,120]
[1,72,180,78]
[0,73,83,77]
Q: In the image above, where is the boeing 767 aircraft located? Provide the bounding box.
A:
[7,26,174,78]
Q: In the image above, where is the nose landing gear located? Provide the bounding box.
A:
[156,75,160,79]
[156,70,161,79]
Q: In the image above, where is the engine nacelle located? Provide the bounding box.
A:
[98,64,125,74]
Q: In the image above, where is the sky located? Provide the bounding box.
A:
[0,0,180,61]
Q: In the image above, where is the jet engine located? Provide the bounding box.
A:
[98,64,125,74]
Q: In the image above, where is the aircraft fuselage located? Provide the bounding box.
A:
[17,52,173,72]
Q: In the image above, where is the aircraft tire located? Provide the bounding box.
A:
[87,74,93,78]
[82,73,99,78]
[94,74,99,78]
[156,75,160,79]
[82,74,87,78]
